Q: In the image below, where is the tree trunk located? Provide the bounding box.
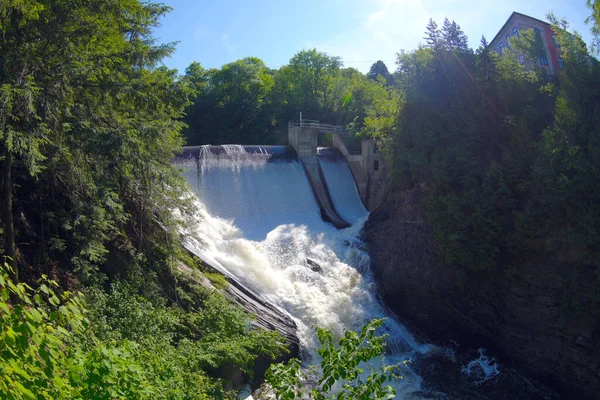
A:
[0,141,17,282]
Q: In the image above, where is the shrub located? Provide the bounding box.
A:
[265,319,405,400]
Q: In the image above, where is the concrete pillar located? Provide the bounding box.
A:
[288,126,319,157]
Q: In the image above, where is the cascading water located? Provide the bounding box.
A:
[317,148,368,225]
[189,145,326,241]
[181,145,435,397]
[176,145,563,399]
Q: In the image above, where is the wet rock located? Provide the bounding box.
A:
[306,258,323,272]
[179,246,300,388]
[361,186,600,400]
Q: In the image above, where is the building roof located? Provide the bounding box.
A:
[489,11,552,46]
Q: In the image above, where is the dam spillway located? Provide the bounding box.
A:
[175,144,559,399]
[176,144,432,396]
[317,147,368,225]
[182,145,325,240]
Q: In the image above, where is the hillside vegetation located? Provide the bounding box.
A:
[183,8,600,281]
[0,1,287,398]
[1,0,600,398]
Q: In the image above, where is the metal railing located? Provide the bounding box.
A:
[288,120,346,134]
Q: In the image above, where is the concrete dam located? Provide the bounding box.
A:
[173,122,510,398]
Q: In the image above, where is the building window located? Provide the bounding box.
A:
[519,54,525,64]
[374,160,379,171]
[499,41,504,54]
[552,35,560,48]
[506,35,511,48]
[534,28,541,37]
[513,27,519,38]
[540,55,549,65]
[558,57,564,69]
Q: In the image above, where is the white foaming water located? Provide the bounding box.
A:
[186,145,328,241]
[461,348,500,386]
[183,145,435,397]
[317,152,368,225]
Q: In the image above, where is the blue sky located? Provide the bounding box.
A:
[154,0,595,74]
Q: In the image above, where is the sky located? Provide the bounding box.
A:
[154,0,595,74]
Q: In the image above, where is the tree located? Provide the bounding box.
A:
[510,27,548,67]
[184,61,209,93]
[276,49,342,119]
[527,12,600,268]
[424,18,442,49]
[475,35,499,89]
[265,319,404,399]
[586,0,600,55]
[368,61,394,86]
[0,261,285,399]
[442,18,469,50]
[0,0,193,280]
[183,57,275,145]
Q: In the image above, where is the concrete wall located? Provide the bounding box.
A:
[288,126,319,157]
[288,126,388,212]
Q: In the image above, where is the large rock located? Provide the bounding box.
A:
[362,186,600,399]
[179,246,300,387]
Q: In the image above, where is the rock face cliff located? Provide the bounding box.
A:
[362,186,600,399]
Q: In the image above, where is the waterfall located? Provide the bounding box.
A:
[180,145,434,397]
[317,148,368,225]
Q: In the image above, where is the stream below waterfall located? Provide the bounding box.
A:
[177,145,561,399]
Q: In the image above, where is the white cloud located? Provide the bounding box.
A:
[194,24,212,42]
[309,0,430,72]
[366,0,392,27]
[222,32,235,55]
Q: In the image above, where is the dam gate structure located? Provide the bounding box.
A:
[287,119,386,211]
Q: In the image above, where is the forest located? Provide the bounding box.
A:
[1,0,600,398]
[183,9,600,278]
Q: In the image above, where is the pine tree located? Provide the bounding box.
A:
[442,18,453,47]
[586,0,600,55]
[424,18,442,49]
[480,35,489,49]
[442,18,469,50]
[452,21,469,50]
[0,0,192,279]
[368,61,394,85]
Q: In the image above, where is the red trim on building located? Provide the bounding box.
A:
[544,28,561,74]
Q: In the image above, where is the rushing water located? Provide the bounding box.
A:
[178,145,558,399]
[317,148,368,225]
[181,145,434,397]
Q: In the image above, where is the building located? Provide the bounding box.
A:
[489,11,563,75]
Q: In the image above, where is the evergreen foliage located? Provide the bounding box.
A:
[0,0,195,281]
[380,14,600,275]
[441,18,469,50]
[424,18,442,49]
[587,0,600,54]
[368,61,394,86]
[0,1,288,397]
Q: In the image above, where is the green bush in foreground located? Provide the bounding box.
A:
[265,318,406,400]
[0,263,286,399]
[0,262,212,399]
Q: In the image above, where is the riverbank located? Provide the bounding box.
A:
[362,186,600,399]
